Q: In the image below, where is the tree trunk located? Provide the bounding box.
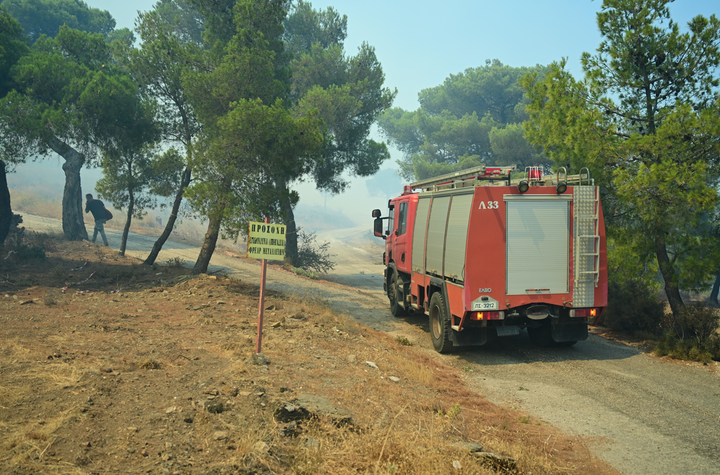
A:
[656,233,684,319]
[710,273,720,305]
[0,160,12,246]
[120,189,135,256]
[144,166,191,265]
[47,136,88,241]
[277,176,298,266]
[192,210,223,275]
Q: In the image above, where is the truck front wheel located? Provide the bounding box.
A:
[429,292,453,353]
[389,271,408,317]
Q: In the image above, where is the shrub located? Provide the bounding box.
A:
[654,305,720,363]
[675,304,720,344]
[601,279,666,334]
[654,332,720,363]
[292,267,319,279]
[165,257,186,268]
[295,229,335,274]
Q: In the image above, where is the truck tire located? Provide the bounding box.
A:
[429,292,453,353]
[389,271,408,317]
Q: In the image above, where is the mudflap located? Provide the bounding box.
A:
[551,321,588,342]
[450,328,488,347]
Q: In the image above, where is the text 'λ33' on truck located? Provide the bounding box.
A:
[372,165,607,353]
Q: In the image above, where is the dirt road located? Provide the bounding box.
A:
[20,215,720,474]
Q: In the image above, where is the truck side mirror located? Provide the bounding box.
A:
[373,218,386,239]
[372,209,382,218]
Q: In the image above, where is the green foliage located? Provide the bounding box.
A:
[15,241,45,260]
[0,25,140,162]
[675,304,720,345]
[152,0,204,46]
[3,0,116,43]
[606,236,658,288]
[395,335,412,346]
[655,331,720,363]
[378,59,548,181]
[186,98,324,239]
[181,1,394,269]
[294,229,335,274]
[291,267,318,279]
[0,6,29,99]
[165,256,186,268]
[522,0,720,317]
[283,0,346,56]
[601,279,666,334]
[288,28,395,194]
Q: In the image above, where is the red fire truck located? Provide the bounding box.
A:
[372,165,607,353]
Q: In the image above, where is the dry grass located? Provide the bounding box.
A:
[0,238,616,474]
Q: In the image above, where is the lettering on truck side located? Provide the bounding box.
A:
[478,201,499,209]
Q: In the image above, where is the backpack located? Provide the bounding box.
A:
[105,208,113,221]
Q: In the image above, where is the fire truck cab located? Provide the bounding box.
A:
[372,165,607,353]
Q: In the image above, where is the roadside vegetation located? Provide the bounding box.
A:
[601,277,720,363]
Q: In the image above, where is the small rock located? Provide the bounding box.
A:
[453,460,462,470]
[249,353,270,366]
[204,400,224,414]
[473,452,517,471]
[304,437,319,448]
[365,361,379,370]
[183,417,193,424]
[388,376,400,383]
[253,441,270,454]
[165,406,178,414]
[452,441,484,453]
[213,431,229,441]
[347,354,357,364]
[275,394,354,426]
[279,421,300,437]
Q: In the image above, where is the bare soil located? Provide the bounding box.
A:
[0,235,619,474]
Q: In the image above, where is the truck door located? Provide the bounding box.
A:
[392,200,411,273]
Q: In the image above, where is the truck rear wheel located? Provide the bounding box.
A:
[429,292,453,353]
[389,271,408,317]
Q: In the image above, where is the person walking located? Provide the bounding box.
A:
[85,194,110,246]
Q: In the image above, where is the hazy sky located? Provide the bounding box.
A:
[38,1,720,226]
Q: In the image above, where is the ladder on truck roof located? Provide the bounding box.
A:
[410,165,514,191]
[573,173,600,308]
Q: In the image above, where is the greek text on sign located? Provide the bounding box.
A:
[247,222,287,260]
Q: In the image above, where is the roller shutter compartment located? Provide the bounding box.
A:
[505,197,570,295]
[443,193,473,281]
[411,197,431,273]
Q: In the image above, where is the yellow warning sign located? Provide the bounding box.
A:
[247,221,286,260]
